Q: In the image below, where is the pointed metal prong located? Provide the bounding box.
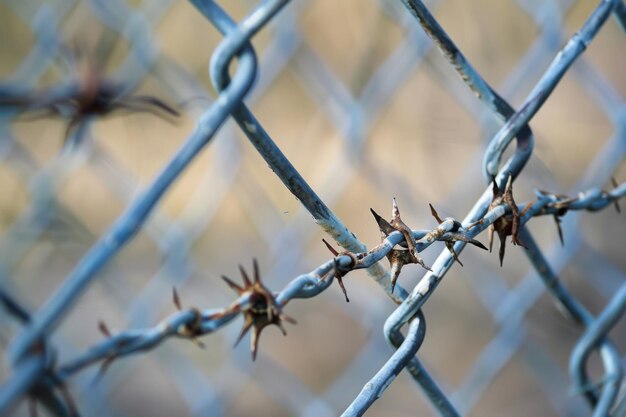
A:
[370,208,395,236]
[504,173,513,195]
[553,215,564,246]
[390,263,401,294]
[448,233,488,250]
[429,203,444,224]
[498,233,507,267]
[221,275,244,293]
[337,276,350,303]
[98,320,111,338]
[491,178,500,197]
[281,313,297,325]
[322,238,339,256]
[173,287,182,311]
[93,357,114,386]
[417,258,432,271]
[251,326,261,361]
[447,242,463,266]
[239,265,252,287]
[234,316,253,348]
[467,238,488,251]
[253,258,260,284]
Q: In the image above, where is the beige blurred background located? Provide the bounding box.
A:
[0,0,625,416]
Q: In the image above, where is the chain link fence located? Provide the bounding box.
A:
[0,0,625,416]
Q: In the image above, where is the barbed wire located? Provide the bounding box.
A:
[0,0,625,416]
[1,179,620,416]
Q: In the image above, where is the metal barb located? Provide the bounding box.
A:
[219,260,295,360]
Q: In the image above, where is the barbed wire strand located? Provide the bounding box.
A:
[41,182,624,415]
[0,0,625,415]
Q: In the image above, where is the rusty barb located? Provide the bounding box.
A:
[427,203,487,267]
[0,40,179,145]
[371,199,487,292]
[488,174,529,266]
[219,259,296,361]
[322,238,359,302]
[371,198,432,293]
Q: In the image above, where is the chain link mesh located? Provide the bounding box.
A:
[0,0,625,416]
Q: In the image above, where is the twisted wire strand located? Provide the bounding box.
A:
[38,183,624,412]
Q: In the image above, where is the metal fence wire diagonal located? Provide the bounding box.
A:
[0,0,625,416]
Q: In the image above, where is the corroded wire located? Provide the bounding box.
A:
[40,183,624,405]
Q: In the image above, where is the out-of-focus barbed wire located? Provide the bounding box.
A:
[0,0,625,416]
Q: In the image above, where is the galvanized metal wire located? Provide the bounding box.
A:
[0,0,625,416]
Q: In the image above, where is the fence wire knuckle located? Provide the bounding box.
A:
[0,0,625,416]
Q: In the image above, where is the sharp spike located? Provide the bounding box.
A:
[98,320,111,338]
[322,238,339,256]
[234,316,253,348]
[498,233,507,267]
[491,178,500,197]
[469,238,488,251]
[553,215,564,246]
[253,258,260,284]
[277,322,287,336]
[93,357,114,387]
[429,203,444,224]
[337,276,350,303]
[172,287,182,311]
[417,258,433,272]
[370,208,395,236]
[389,260,401,294]
[447,242,463,267]
[251,326,261,361]
[239,265,252,287]
[505,173,513,194]
[281,313,297,325]
[221,275,245,293]
[450,234,488,250]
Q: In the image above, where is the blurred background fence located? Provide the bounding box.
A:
[0,0,625,416]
